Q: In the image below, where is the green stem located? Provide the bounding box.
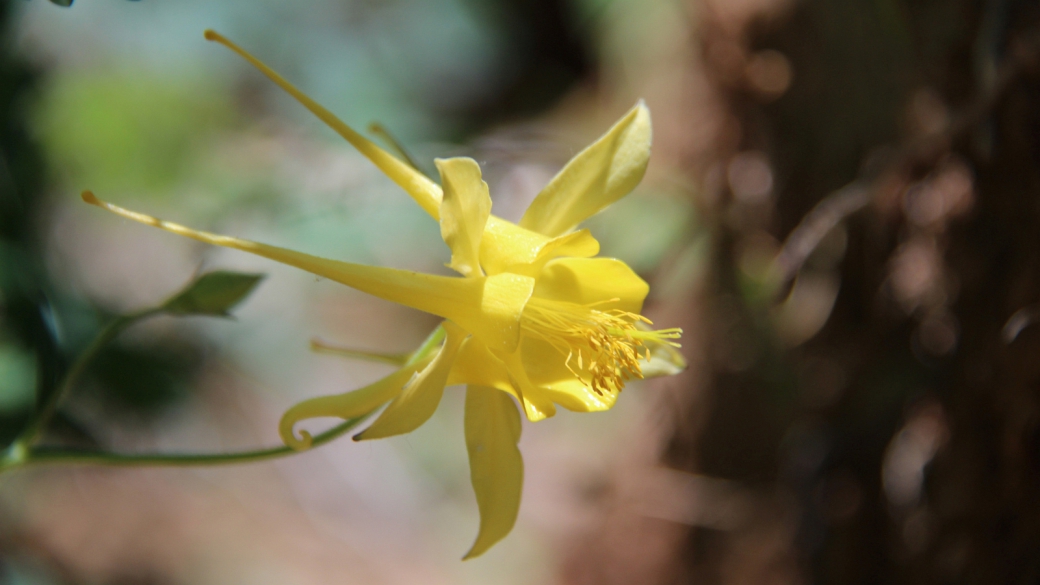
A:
[4,414,368,471]
[17,307,165,447]
[1,321,447,473]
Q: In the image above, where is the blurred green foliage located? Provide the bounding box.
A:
[585,190,693,273]
[0,342,35,415]
[0,0,212,449]
[37,71,236,197]
[86,341,198,416]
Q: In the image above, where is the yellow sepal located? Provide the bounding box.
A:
[81,192,533,353]
[437,157,491,278]
[463,385,523,560]
[356,321,468,440]
[519,102,651,237]
[279,363,427,450]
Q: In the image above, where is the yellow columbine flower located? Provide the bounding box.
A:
[82,30,684,559]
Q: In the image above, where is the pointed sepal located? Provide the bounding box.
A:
[436,158,491,278]
[463,385,523,560]
[519,102,651,237]
[355,321,468,440]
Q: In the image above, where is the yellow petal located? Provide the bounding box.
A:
[356,321,468,440]
[518,338,617,412]
[540,379,618,412]
[81,192,534,353]
[447,338,516,396]
[203,30,443,218]
[498,350,556,422]
[479,217,553,275]
[280,326,447,449]
[499,229,600,278]
[436,158,491,278]
[519,102,651,237]
[532,229,600,263]
[480,218,599,276]
[449,338,600,414]
[279,362,427,450]
[473,272,536,353]
[533,257,649,314]
[463,384,523,560]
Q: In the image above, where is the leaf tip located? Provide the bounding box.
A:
[161,270,266,317]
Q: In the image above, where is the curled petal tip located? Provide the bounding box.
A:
[290,429,314,451]
[278,416,314,451]
[81,190,99,205]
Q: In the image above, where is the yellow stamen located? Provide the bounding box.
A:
[520,297,681,395]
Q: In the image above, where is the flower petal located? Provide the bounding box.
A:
[498,350,556,422]
[477,273,536,352]
[448,338,515,395]
[479,217,553,275]
[279,361,428,450]
[519,102,651,237]
[499,229,600,278]
[462,384,523,560]
[480,218,600,277]
[456,337,624,414]
[279,326,447,449]
[356,321,468,440]
[204,30,443,218]
[533,257,649,314]
[518,338,617,412]
[436,157,491,278]
[81,192,534,353]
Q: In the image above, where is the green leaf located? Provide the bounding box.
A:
[48,0,75,6]
[162,271,265,317]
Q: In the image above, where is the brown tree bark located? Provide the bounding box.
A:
[663,0,1040,583]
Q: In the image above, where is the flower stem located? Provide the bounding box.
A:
[1,315,445,474]
[3,415,368,471]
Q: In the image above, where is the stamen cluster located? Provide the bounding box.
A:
[521,297,682,395]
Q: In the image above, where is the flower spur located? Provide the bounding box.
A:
[82,29,683,559]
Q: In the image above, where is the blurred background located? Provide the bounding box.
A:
[2,0,1040,583]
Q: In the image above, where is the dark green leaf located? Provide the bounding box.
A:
[48,0,75,6]
[162,271,264,317]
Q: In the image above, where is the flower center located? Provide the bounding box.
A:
[520,297,682,395]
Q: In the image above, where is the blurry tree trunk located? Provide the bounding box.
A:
[663,0,1040,583]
